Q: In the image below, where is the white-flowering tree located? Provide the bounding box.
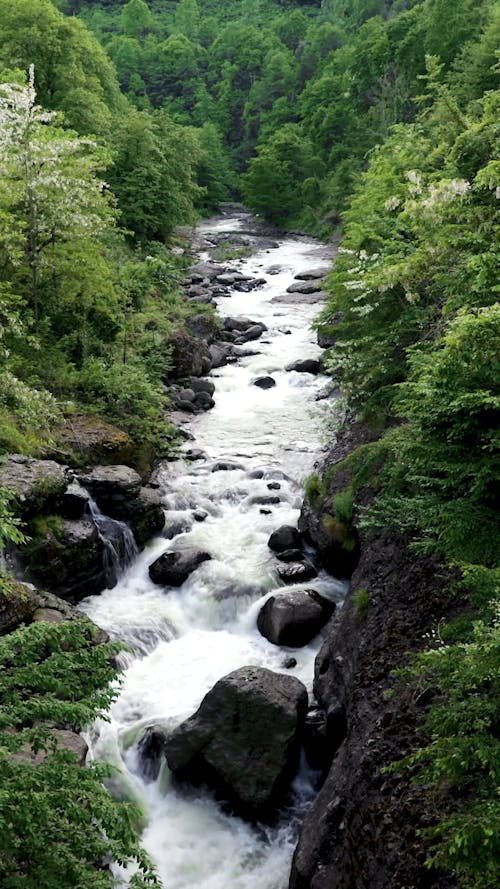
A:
[0,66,118,346]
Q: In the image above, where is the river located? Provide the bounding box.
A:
[80,208,345,889]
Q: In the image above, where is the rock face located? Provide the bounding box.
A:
[268,525,302,553]
[257,590,336,647]
[164,666,308,819]
[290,459,460,888]
[78,465,164,545]
[149,549,211,586]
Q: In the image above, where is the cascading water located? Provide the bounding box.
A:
[86,496,138,590]
[79,209,345,889]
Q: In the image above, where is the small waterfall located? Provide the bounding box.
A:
[86,496,138,589]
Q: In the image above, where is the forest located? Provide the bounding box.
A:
[0,0,498,887]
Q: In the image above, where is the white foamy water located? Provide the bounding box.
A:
[80,210,344,889]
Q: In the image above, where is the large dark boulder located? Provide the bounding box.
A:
[20,518,113,602]
[285,359,323,375]
[257,590,336,647]
[168,330,212,379]
[294,268,329,281]
[51,415,135,468]
[149,549,211,587]
[78,465,142,518]
[286,280,323,295]
[164,666,308,819]
[252,376,276,389]
[126,488,165,546]
[268,525,302,553]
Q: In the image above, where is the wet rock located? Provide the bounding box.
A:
[209,341,233,368]
[235,323,266,343]
[216,272,249,285]
[278,561,318,584]
[276,548,304,563]
[260,508,272,515]
[303,708,330,770]
[60,481,90,519]
[257,590,335,648]
[137,726,170,782]
[193,509,208,522]
[268,525,302,553]
[250,495,281,506]
[223,316,257,333]
[267,482,281,490]
[211,461,245,472]
[78,465,142,519]
[0,455,68,516]
[188,378,216,397]
[286,359,323,375]
[164,666,308,819]
[271,292,327,305]
[178,388,196,403]
[295,267,329,281]
[185,449,207,462]
[194,391,215,411]
[283,657,298,669]
[234,277,267,292]
[162,517,192,540]
[286,280,323,295]
[149,549,212,587]
[20,518,112,602]
[126,487,165,546]
[252,376,276,389]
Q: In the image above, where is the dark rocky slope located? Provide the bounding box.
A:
[290,425,460,889]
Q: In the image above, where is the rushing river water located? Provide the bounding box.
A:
[80,210,345,889]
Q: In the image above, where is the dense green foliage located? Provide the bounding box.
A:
[0,619,157,888]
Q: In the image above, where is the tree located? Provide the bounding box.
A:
[0,68,119,353]
[0,619,157,889]
[121,0,153,39]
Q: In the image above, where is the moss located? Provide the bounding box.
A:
[304,472,322,506]
[332,486,354,524]
[354,587,369,619]
[322,513,357,552]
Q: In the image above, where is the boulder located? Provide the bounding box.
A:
[271,292,327,305]
[294,267,329,281]
[257,590,335,647]
[211,461,245,472]
[20,518,113,602]
[235,323,266,343]
[278,562,318,584]
[252,376,276,389]
[188,378,216,397]
[137,726,170,782]
[164,666,308,819]
[0,580,96,636]
[125,487,165,546]
[194,391,215,411]
[51,415,135,467]
[286,359,323,375]
[162,517,192,540]
[149,549,211,587]
[268,525,302,553]
[0,455,68,516]
[78,465,142,519]
[209,341,233,368]
[60,481,89,519]
[186,314,220,343]
[188,262,226,281]
[168,330,212,379]
[286,281,323,295]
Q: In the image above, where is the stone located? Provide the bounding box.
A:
[0,455,68,516]
[283,657,298,670]
[149,549,212,587]
[257,590,335,647]
[193,509,208,522]
[186,314,220,343]
[276,548,305,563]
[50,415,134,467]
[162,517,192,540]
[185,449,207,462]
[168,330,212,379]
[178,388,196,403]
[12,729,88,767]
[286,280,324,295]
[189,262,226,281]
[235,323,266,343]
[252,376,276,389]
[286,359,323,375]
[188,378,216,397]
[267,482,281,490]
[137,726,170,782]
[278,562,318,584]
[268,525,302,553]
[60,481,90,519]
[294,267,329,281]
[211,461,245,472]
[194,391,215,411]
[126,487,165,546]
[271,291,327,305]
[78,465,142,519]
[209,342,233,368]
[216,272,249,285]
[164,666,308,819]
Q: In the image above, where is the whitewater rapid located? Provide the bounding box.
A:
[80,210,344,889]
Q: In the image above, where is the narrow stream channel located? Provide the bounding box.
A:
[80,209,345,889]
